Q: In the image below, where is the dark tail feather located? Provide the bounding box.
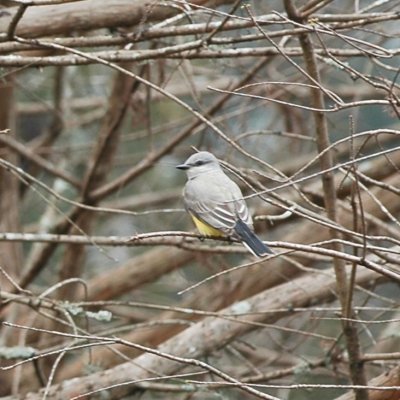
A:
[234,219,273,257]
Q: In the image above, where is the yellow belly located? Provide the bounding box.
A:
[191,215,224,237]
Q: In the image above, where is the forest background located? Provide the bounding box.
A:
[0,1,400,399]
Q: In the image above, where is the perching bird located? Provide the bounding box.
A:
[176,151,273,257]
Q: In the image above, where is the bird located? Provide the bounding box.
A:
[176,151,273,257]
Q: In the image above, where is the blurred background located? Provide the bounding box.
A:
[0,0,399,399]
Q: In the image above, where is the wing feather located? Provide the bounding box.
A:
[183,170,253,234]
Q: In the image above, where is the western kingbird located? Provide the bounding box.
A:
[176,151,273,257]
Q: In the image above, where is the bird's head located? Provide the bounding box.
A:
[176,151,221,179]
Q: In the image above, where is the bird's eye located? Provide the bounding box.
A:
[194,160,204,166]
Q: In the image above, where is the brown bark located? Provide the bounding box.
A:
[0,73,21,400]
[0,0,234,39]
[0,76,21,285]
[335,365,400,400]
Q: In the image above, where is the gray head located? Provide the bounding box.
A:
[176,151,222,179]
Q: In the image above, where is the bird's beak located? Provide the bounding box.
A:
[176,163,190,170]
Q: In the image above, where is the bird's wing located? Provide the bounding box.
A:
[184,172,252,234]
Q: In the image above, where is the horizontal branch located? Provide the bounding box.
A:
[0,11,398,54]
[0,231,399,283]
[0,230,197,245]
[1,45,399,67]
[0,0,235,39]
